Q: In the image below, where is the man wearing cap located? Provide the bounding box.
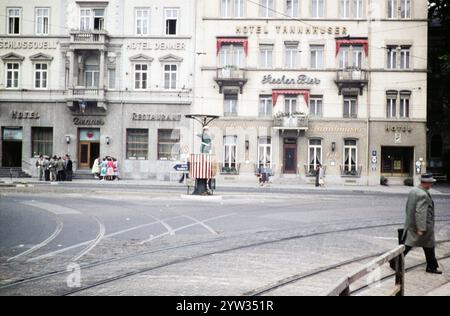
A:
[401,173,441,274]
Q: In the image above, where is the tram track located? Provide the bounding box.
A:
[1,218,450,296]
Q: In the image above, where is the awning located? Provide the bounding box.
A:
[336,39,369,56]
[216,38,249,56]
[272,89,310,106]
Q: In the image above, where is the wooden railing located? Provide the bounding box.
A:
[327,245,405,296]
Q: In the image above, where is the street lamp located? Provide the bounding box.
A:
[105,136,111,145]
[65,136,71,144]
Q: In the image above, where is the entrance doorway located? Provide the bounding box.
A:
[78,129,100,169]
[381,146,414,176]
[283,138,297,174]
[2,127,23,167]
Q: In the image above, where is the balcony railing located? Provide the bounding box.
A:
[304,164,327,177]
[70,30,108,45]
[219,163,241,175]
[273,114,309,130]
[335,68,368,95]
[214,66,248,93]
[68,87,105,100]
[340,165,363,177]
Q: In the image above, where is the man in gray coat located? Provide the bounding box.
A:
[400,173,441,274]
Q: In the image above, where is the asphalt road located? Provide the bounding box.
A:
[1,186,449,295]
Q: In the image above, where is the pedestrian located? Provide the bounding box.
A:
[315,165,320,187]
[106,157,114,181]
[113,158,120,181]
[56,157,64,181]
[35,155,45,181]
[49,156,57,182]
[44,156,50,181]
[391,173,441,274]
[318,164,325,187]
[92,157,100,179]
[100,158,107,181]
[65,155,73,181]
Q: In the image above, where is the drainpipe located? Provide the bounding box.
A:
[366,0,373,186]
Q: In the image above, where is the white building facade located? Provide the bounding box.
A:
[194,0,428,185]
[0,0,196,179]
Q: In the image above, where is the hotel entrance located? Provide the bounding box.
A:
[381,146,414,177]
[78,128,100,169]
[1,127,23,167]
[283,138,297,174]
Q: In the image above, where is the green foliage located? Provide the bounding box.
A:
[404,178,414,187]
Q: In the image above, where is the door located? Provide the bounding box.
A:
[381,147,413,176]
[79,142,90,169]
[283,139,297,174]
[2,141,22,167]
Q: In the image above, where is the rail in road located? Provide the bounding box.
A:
[1,218,450,296]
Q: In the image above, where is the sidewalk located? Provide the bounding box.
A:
[2,177,450,196]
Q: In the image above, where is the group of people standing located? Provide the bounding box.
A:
[91,157,120,181]
[35,155,73,182]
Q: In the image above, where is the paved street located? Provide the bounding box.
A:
[1,182,450,296]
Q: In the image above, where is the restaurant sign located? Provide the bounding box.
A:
[262,74,320,85]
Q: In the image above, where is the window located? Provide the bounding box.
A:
[311,0,324,18]
[36,8,49,35]
[260,45,273,69]
[386,94,397,118]
[260,0,275,17]
[310,96,323,118]
[343,139,358,174]
[286,0,300,17]
[285,44,299,69]
[220,44,244,68]
[340,0,350,18]
[343,96,357,118]
[400,92,410,118]
[127,129,148,160]
[136,8,150,35]
[6,63,20,88]
[134,64,148,90]
[224,93,238,116]
[224,136,237,168]
[85,66,99,87]
[80,9,91,31]
[221,0,244,17]
[93,9,105,30]
[352,46,363,68]
[163,64,177,90]
[258,137,272,169]
[7,8,21,34]
[108,68,116,89]
[400,46,410,69]
[353,0,364,18]
[308,139,322,174]
[165,8,179,35]
[400,0,411,19]
[387,46,397,69]
[259,95,273,117]
[339,46,349,69]
[310,45,324,69]
[285,97,297,114]
[32,127,53,157]
[387,0,397,18]
[34,63,48,89]
[158,129,180,161]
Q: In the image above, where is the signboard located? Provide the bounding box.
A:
[79,129,100,141]
[173,164,189,172]
[3,128,23,140]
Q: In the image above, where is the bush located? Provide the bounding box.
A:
[404,178,414,186]
[380,176,388,186]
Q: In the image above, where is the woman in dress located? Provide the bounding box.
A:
[91,157,100,179]
[106,157,114,181]
[100,158,107,180]
[113,157,120,181]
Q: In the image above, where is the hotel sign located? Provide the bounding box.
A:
[11,110,40,119]
[236,25,347,36]
[0,39,58,49]
[262,74,320,85]
[126,42,186,50]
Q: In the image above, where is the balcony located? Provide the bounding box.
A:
[69,30,108,50]
[340,165,363,177]
[66,87,107,111]
[273,113,309,131]
[335,68,368,95]
[214,66,248,94]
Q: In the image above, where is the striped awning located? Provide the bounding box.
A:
[216,38,249,56]
[272,89,310,106]
[189,154,214,179]
[335,39,369,56]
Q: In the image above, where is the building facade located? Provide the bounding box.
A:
[0,0,196,179]
[0,0,428,185]
[194,0,428,185]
